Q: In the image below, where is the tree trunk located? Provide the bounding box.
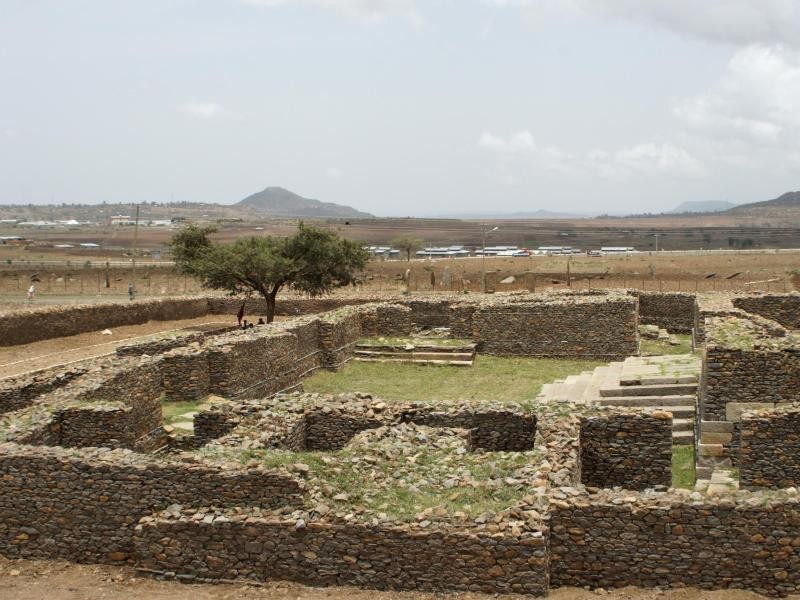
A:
[262,290,278,323]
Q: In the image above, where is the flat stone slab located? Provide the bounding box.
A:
[726,402,775,422]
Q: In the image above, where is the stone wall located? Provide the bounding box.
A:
[550,491,800,596]
[473,295,639,359]
[702,336,800,421]
[54,403,135,449]
[0,366,87,415]
[0,444,303,564]
[115,325,238,357]
[0,297,210,347]
[579,411,673,490]
[358,304,413,338]
[134,508,550,596]
[636,291,696,333]
[77,360,166,452]
[407,409,537,452]
[739,404,800,489]
[319,307,363,370]
[733,294,800,330]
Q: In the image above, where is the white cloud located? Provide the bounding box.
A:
[479,131,702,181]
[243,0,420,24]
[485,0,800,47]
[180,102,238,120]
[675,45,800,144]
[326,166,343,178]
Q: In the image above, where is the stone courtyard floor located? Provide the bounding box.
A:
[1,557,796,600]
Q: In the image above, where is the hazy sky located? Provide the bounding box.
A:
[1,0,799,216]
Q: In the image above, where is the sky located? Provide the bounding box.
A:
[1,0,800,216]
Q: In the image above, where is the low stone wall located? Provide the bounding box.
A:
[0,444,303,564]
[78,360,166,452]
[319,307,362,370]
[0,297,210,347]
[134,508,550,595]
[733,294,800,330]
[115,325,238,357]
[0,366,87,415]
[358,304,413,338]
[636,291,696,333]
[702,331,800,422]
[160,349,212,402]
[739,404,800,489]
[550,491,800,596]
[579,411,673,490]
[473,294,639,359]
[407,409,537,452]
[54,403,134,449]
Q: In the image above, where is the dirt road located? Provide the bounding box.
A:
[0,558,796,600]
[0,315,233,378]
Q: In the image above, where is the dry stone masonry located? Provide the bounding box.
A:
[1,291,800,596]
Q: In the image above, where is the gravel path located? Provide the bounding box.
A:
[0,315,233,378]
[0,557,795,600]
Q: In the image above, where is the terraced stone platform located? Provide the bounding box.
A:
[353,339,477,366]
[537,353,701,444]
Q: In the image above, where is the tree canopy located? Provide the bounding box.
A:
[170,223,368,322]
[390,235,423,261]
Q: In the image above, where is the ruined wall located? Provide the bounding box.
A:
[636,291,696,333]
[319,307,362,370]
[473,296,639,359]
[54,404,135,449]
[579,412,672,490]
[550,492,800,596]
[134,509,550,596]
[408,409,537,452]
[703,346,800,421]
[358,304,413,338]
[77,360,165,452]
[739,405,800,489]
[0,297,210,347]
[0,444,303,564]
[0,367,87,415]
[733,294,800,330]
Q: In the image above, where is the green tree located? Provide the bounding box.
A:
[170,223,368,323]
[390,236,423,261]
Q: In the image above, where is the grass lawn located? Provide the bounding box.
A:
[641,333,693,356]
[304,355,606,407]
[161,399,202,427]
[672,444,695,489]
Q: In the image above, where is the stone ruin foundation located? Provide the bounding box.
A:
[0,290,799,596]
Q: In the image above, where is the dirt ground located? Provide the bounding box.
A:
[0,315,235,378]
[0,557,796,600]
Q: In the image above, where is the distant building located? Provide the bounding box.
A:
[600,246,636,254]
[416,246,470,258]
[109,215,135,226]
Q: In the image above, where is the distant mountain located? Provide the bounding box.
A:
[728,191,800,213]
[234,187,372,219]
[669,201,736,214]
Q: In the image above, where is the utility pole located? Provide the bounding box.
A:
[481,223,499,293]
[130,204,140,300]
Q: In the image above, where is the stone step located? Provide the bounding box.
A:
[354,350,475,361]
[672,430,694,444]
[700,420,735,433]
[355,357,473,366]
[597,395,697,407]
[695,466,713,480]
[701,431,733,445]
[599,383,698,398]
[673,418,695,432]
[620,375,698,386]
[698,443,724,458]
[355,343,476,353]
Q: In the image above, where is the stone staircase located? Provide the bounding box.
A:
[354,341,477,366]
[537,354,701,444]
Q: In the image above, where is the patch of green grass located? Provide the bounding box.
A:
[304,355,605,408]
[161,399,202,426]
[641,333,693,356]
[215,444,538,521]
[672,444,695,489]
